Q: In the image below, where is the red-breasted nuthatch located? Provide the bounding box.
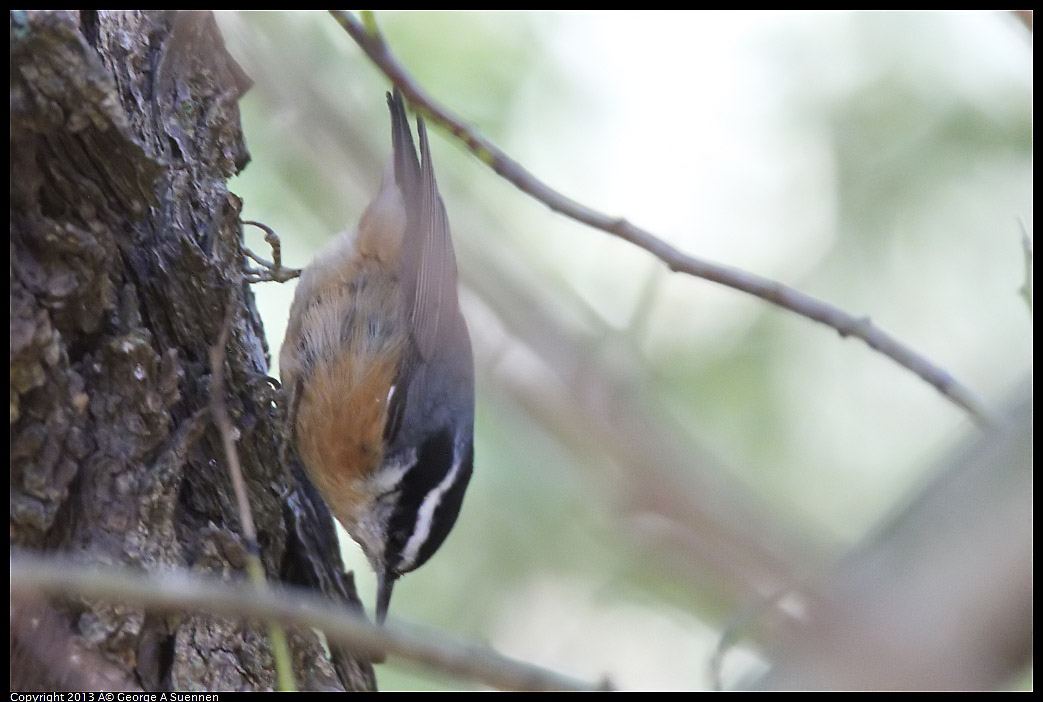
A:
[280,90,474,624]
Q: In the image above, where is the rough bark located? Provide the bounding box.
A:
[10,9,375,691]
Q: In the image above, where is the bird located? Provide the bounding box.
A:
[279,89,475,624]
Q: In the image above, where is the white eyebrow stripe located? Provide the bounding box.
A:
[396,448,463,572]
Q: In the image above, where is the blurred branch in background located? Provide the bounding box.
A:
[329,9,994,427]
[9,552,606,692]
[750,389,1032,690]
[466,231,832,605]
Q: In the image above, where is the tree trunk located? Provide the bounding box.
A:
[10,9,375,691]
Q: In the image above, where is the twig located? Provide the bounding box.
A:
[327,10,994,427]
[209,298,297,691]
[10,552,607,692]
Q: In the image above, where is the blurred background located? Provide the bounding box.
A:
[215,11,1031,691]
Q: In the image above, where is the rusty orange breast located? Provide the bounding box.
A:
[290,255,409,532]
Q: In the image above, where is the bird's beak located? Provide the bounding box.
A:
[376,568,398,625]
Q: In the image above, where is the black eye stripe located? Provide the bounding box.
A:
[410,441,472,570]
[383,431,473,575]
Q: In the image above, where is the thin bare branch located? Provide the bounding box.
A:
[10,553,607,692]
[327,9,994,427]
[210,300,258,546]
[209,298,297,691]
